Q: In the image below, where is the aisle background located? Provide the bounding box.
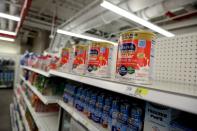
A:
[0,89,13,131]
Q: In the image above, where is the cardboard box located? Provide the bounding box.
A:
[144,102,180,131]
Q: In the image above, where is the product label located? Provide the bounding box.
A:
[145,103,171,125]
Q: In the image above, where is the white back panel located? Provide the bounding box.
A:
[154,32,197,85]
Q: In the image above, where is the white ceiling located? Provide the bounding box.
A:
[30,0,93,22]
[1,0,196,41]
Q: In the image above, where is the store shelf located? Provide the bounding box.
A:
[19,85,59,131]
[59,100,107,131]
[10,103,17,131]
[15,107,24,131]
[20,76,61,104]
[21,66,50,77]
[50,70,197,114]
[0,85,12,88]
[14,89,30,131]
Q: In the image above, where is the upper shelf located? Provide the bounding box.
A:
[49,70,197,115]
[21,66,51,77]
[20,76,60,104]
[21,66,197,114]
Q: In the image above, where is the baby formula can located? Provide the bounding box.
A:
[87,42,114,78]
[59,47,74,73]
[72,44,88,75]
[116,31,156,84]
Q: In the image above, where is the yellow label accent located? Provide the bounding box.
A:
[135,87,149,96]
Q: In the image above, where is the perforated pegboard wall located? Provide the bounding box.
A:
[154,32,197,85]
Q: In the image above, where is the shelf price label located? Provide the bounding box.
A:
[125,86,134,96]
[135,87,149,97]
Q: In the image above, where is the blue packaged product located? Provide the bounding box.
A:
[92,94,105,123]
[109,99,119,131]
[83,90,92,115]
[10,71,13,81]
[6,71,8,82]
[79,88,88,111]
[170,121,194,131]
[88,92,98,119]
[20,51,29,65]
[74,87,80,108]
[101,96,112,128]
[64,83,78,106]
[4,71,6,82]
[70,85,78,106]
[7,71,10,81]
[80,89,86,102]
[63,84,72,103]
[75,87,84,111]
[64,83,69,93]
[117,103,130,131]
[63,92,69,103]
[127,106,143,131]
[0,70,3,81]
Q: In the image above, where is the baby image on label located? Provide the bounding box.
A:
[116,31,155,84]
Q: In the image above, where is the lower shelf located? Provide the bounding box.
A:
[20,76,61,104]
[17,85,59,131]
[10,103,17,131]
[0,84,12,88]
[50,70,197,114]
[14,89,30,131]
[59,100,107,131]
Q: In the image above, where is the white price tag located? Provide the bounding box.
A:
[125,86,134,96]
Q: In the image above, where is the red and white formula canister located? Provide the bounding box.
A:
[115,30,156,84]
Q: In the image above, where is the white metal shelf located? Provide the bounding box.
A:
[20,76,61,104]
[12,95,25,131]
[21,66,50,77]
[18,85,59,131]
[10,103,17,131]
[59,100,107,131]
[15,107,24,131]
[50,70,197,115]
[19,67,197,114]
[0,85,12,88]
[14,89,30,131]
